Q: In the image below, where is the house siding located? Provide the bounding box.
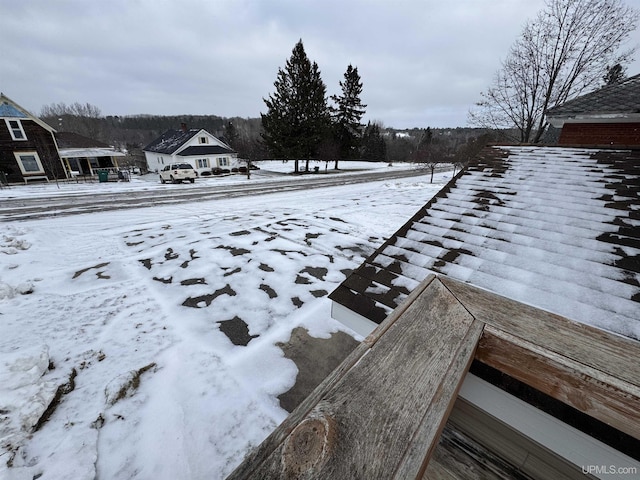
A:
[559,122,640,146]
[144,152,174,173]
[0,119,66,183]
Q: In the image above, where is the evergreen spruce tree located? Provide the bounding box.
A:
[361,122,386,162]
[603,64,626,85]
[262,40,330,173]
[331,65,366,169]
[223,121,239,149]
[417,127,433,151]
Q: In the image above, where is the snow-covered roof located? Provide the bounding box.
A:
[142,128,200,154]
[55,132,125,158]
[143,128,199,154]
[329,145,640,340]
[143,128,235,156]
[58,148,125,158]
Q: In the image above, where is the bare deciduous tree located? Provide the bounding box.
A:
[411,128,443,183]
[41,102,103,140]
[469,0,638,143]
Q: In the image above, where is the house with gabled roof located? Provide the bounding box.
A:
[143,123,237,176]
[546,73,640,146]
[0,93,67,184]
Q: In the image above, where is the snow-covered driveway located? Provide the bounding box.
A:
[0,170,450,479]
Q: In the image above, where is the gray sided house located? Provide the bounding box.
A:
[546,73,640,146]
[143,124,237,176]
[0,93,67,184]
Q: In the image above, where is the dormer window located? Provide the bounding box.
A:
[199,136,208,144]
[5,119,26,140]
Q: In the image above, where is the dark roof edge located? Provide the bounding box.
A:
[486,142,640,152]
[545,143,640,151]
[328,156,470,317]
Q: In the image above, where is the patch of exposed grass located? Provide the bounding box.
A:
[107,363,156,406]
[72,263,109,279]
[33,368,77,432]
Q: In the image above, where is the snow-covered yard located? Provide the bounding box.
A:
[0,164,450,479]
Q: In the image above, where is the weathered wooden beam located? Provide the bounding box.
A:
[439,277,640,391]
[227,277,484,479]
[228,276,439,479]
[476,326,640,441]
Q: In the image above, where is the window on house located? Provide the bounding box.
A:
[199,137,208,144]
[219,157,228,166]
[196,158,209,168]
[14,152,44,174]
[6,119,26,140]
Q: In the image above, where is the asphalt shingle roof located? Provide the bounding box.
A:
[143,129,199,154]
[55,132,111,149]
[546,74,640,117]
[178,145,235,156]
[329,146,640,340]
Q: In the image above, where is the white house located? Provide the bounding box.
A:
[143,124,237,176]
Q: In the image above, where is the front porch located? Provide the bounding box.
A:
[59,147,126,178]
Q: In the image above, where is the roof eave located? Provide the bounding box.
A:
[548,112,640,128]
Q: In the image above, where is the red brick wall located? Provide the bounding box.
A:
[558,122,640,146]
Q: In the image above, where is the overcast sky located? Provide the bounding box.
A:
[2,0,640,129]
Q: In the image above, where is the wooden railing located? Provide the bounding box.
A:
[228,275,640,479]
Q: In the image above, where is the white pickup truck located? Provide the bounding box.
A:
[159,163,196,184]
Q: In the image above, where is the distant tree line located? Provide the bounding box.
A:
[41,104,261,149]
[39,51,497,173]
[387,126,497,179]
[39,98,499,170]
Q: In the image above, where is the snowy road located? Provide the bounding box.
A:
[0,167,439,221]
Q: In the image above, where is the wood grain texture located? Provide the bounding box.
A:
[227,277,483,479]
[230,274,640,478]
[226,277,439,479]
[439,277,640,390]
[476,326,640,441]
